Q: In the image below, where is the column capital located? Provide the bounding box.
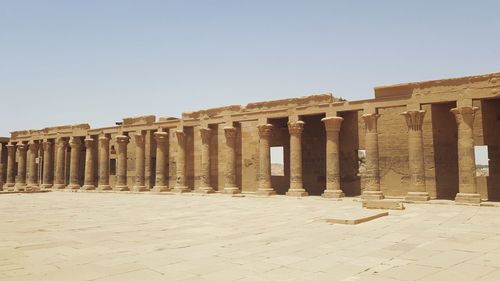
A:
[175,130,186,145]
[133,132,145,144]
[6,143,16,151]
[115,135,130,144]
[42,140,53,150]
[362,113,380,132]
[28,141,39,152]
[16,142,27,151]
[99,135,110,143]
[321,117,343,132]
[200,128,212,143]
[84,137,95,147]
[56,138,68,148]
[288,121,305,136]
[401,110,426,131]
[450,106,479,127]
[223,126,237,140]
[154,131,168,142]
[257,124,273,138]
[69,137,82,148]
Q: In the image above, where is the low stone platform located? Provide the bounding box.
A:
[325,210,388,225]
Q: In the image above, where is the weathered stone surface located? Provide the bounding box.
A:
[1,72,500,202]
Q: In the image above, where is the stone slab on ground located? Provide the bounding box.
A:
[363,199,405,210]
[325,210,389,225]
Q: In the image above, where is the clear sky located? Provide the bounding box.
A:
[1,1,498,163]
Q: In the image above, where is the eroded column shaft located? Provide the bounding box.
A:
[321,117,344,198]
[67,137,81,189]
[133,133,147,191]
[286,121,308,197]
[98,136,111,190]
[114,135,130,191]
[53,138,68,189]
[82,137,96,190]
[153,131,169,192]
[361,113,384,200]
[42,141,54,189]
[257,124,275,196]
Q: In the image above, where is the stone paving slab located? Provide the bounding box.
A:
[0,192,500,280]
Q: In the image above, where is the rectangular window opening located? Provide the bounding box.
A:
[271,146,284,176]
[475,145,489,177]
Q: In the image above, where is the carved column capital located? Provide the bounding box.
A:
[115,135,130,145]
[28,141,39,152]
[223,127,237,140]
[200,128,212,143]
[321,117,343,132]
[154,131,168,143]
[56,138,68,148]
[288,121,305,136]
[16,142,27,152]
[362,113,380,132]
[42,140,53,150]
[450,106,479,127]
[133,132,145,144]
[6,143,16,152]
[175,130,186,145]
[84,137,95,148]
[69,137,82,149]
[257,124,273,138]
[402,110,426,131]
[99,136,110,144]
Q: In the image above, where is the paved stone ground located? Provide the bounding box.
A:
[1,192,500,281]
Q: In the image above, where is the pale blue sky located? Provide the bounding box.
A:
[1,1,498,164]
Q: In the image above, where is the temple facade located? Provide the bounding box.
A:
[1,72,500,204]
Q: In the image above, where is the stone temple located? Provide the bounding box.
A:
[1,72,500,204]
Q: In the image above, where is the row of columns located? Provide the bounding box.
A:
[0,105,482,202]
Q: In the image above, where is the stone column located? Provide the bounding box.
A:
[26,141,39,190]
[0,143,7,190]
[173,130,190,193]
[53,138,68,189]
[256,124,276,196]
[321,117,345,198]
[196,128,215,193]
[66,137,82,189]
[361,113,384,200]
[3,143,16,190]
[82,137,96,190]
[133,132,148,192]
[14,142,28,191]
[223,126,240,194]
[152,131,169,192]
[114,135,130,191]
[451,106,481,203]
[41,140,54,189]
[402,110,430,201]
[97,136,111,190]
[286,121,308,197]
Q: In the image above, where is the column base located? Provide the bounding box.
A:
[455,193,481,204]
[3,183,15,191]
[361,190,384,201]
[256,188,276,196]
[132,185,149,192]
[66,184,81,190]
[405,191,430,202]
[41,184,53,190]
[152,185,170,192]
[26,184,40,191]
[81,185,96,190]
[97,185,112,191]
[113,185,130,191]
[196,187,215,194]
[52,183,66,190]
[322,189,345,198]
[286,189,308,197]
[222,187,240,195]
[14,184,27,191]
[172,186,190,193]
